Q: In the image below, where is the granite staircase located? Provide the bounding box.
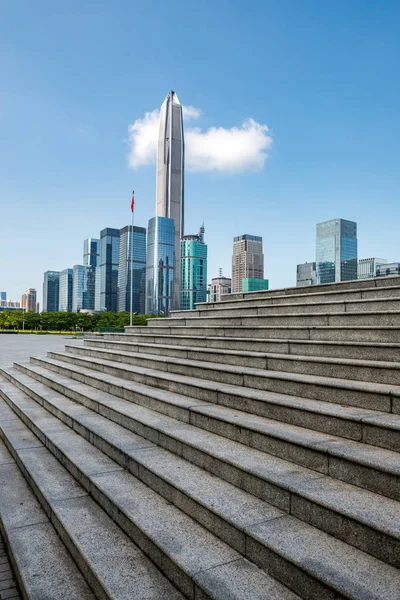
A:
[1,277,400,599]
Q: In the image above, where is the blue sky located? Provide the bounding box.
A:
[1,0,400,305]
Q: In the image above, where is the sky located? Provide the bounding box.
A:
[1,0,400,305]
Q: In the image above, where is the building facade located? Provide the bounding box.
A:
[42,271,60,312]
[21,288,37,312]
[0,292,6,301]
[118,225,147,314]
[376,263,400,278]
[100,228,120,312]
[156,91,184,310]
[59,269,74,312]
[231,234,264,293]
[242,278,269,292]
[316,219,357,285]
[146,217,175,316]
[208,277,232,302]
[180,225,207,311]
[296,262,317,287]
[358,258,388,280]
[83,238,100,267]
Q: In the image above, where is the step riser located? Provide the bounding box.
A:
[173,298,400,319]
[198,286,400,310]
[124,327,400,343]
[148,313,400,328]
[46,350,394,415]
[9,363,400,570]
[82,341,400,385]
[95,336,400,362]
[9,362,398,502]
[65,345,400,397]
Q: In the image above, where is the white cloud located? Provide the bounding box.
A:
[127,106,272,172]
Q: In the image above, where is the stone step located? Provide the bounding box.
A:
[0,381,299,600]
[0,430,95,600]
[6,362,400,502]
[100,333,400,362]
[218,276,400,303]
[56,346,400,412]
[82,338,400,384]
[15,360,400,454]
[197,282,400,310]
[6,361,400,569]
[147,310,400,328]
[1,371,399,600]
[124,324,400,343]
[172,296,400,319]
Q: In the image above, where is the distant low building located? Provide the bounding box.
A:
[209,276,231,302]
[376,263,400,278]
[297,262,317,287]
[358,258,388,280]
[242,278,269,292]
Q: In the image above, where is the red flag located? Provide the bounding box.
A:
[131,191,135,212]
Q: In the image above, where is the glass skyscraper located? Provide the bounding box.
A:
[316,219,357,284]
[59,269,73,312]
[84,238,100,267]
[42,271,60,312]
[118,225,147,314]
[100,228,120,312]
[146,217,175,316]
[180,225,207,311]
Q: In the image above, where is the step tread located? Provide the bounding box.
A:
[3,373,400,600]
[54,347,400,397]
[0,435,95,600]
[0,384,298,600]
[83,339,400,370]
[8,361,400,543]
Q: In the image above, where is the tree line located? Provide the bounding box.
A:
[0,311,159,332]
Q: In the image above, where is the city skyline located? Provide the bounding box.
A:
[2,2,400,304]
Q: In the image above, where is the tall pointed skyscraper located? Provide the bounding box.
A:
[156,90,184,309]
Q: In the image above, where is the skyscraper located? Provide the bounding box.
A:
[72,265,89,313]
[231,234,264,293]
[316,219,357,284]
[0,292,6,301]
[59,269,74,312]
[118,225,147,314]
[146,217,175,316]
[180,225,207,311]
[21,288,37,312]
[100,228,120,312]
[156,90,184,309]
[84,238,100,267]
[42,271,60,312]
[83,238,101,312]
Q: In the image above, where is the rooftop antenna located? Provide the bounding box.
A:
[219,267,223,278]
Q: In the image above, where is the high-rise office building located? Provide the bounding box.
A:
[118,225,147,314]
[358,258,388,280]
[156,91,184,310]
[42,271,60,312]
[72,265,88,313]
[100,228,120,312]
[296,262,317,287]
[180,225,207,311]
[231,234,264,293]
[0,292,6,301]
[146,217,175,316]
[59,269,74,312]
[208,276,231,302]
[316,219,358,284]
[21,288,37,312]
[84,238,100,267]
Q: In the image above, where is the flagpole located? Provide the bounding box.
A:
[130,191,135,327]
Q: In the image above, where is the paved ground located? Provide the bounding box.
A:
[0,334,85,599]
[0,334,84,368]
